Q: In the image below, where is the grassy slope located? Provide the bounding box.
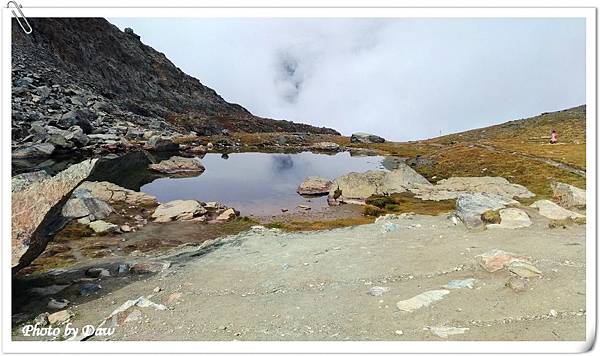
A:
[349,105,586,201]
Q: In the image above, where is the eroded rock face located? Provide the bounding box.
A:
[151,200,207,223]
[297,176,332,196]
[530,200,585,220]
[551,182,586,209]
[350,132,385,144]
[455,193,517,229]
[12,143,55,158]
[413,177,534,201]
[148,156,205,176]
[12,158,98,269]
[328,164,431,204]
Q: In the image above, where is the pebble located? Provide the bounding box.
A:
[367,286,389,296]
[550,309,558,317]
[395,330,404,336]
[47,298,70,310]
[153,287,162,293]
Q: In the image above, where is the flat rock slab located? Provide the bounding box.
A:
[430,326,469,338]
[455,193,517,229]
[530,200,585,220]
[148,156,205,176]
[151,200,207,223]
[476,249,531,273]
[396,290,450,312]
[551,181,586,209]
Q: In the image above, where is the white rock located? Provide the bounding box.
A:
[396,290,450,312]
[152,200,207,222]
[486,208,532,229]
[530,200,585,220]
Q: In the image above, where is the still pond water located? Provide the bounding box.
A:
[141,152,387,216]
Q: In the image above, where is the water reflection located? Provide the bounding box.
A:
[141,151,386,216]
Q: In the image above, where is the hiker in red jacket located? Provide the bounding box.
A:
[550,130,558,144]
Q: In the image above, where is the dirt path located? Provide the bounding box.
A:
[25,212,585,341]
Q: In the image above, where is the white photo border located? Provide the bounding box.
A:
[1,2,596,354]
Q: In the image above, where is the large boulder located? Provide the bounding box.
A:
[328,163,431,204]
[147,136,179,151]
[151,200,207,223]
[297,176,332,196]
[148,156,205,176]
[12,159,98,269]
[413,176,534,201]
[530,200,585,220]
[350,132,385,144]
[455,193,518,229]
[551,182,586,209]
[486,208,532,229]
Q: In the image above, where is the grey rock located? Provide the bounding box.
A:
[12,170,51,193]
[79,283,102,296]
[551,181,586,209]
[12,143,56,158]
[152,200,207,222]
[86,267,111,278]
[486,208,532,229]
[297,176,332,196]
[62,195,114,222]
[455,193,518,229]
[88,220,120,234]
[147,135,179,151]
[350,132,385,144]
[530,200,585,220]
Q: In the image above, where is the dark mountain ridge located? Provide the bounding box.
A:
[11,18,338,141]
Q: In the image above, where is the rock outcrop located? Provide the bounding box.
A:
[350,132,385,144]
[328,164,432,204]
[12,159,98,270]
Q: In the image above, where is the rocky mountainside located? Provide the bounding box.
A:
[11,18,338,154]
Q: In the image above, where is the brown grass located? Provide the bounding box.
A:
[265,216,375,231]
[365,193,456,216]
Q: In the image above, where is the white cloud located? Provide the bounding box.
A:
[109,17,585,141]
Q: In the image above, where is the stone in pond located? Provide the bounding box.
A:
[396,290,450,312]
[297,176,332,196]
[148,156,205,176]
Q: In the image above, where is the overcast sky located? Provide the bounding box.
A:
[109,18,585,141]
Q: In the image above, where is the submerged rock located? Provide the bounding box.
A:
[148,156,205,175]
[350,132,385,144]
[12,159,98,269]
[396,290,450,312]
[151,200,207,222]
[551,181,586,209]
[530,200,585,220]
[297,176,332,196]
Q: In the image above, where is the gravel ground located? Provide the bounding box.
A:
[14,212,586,341]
